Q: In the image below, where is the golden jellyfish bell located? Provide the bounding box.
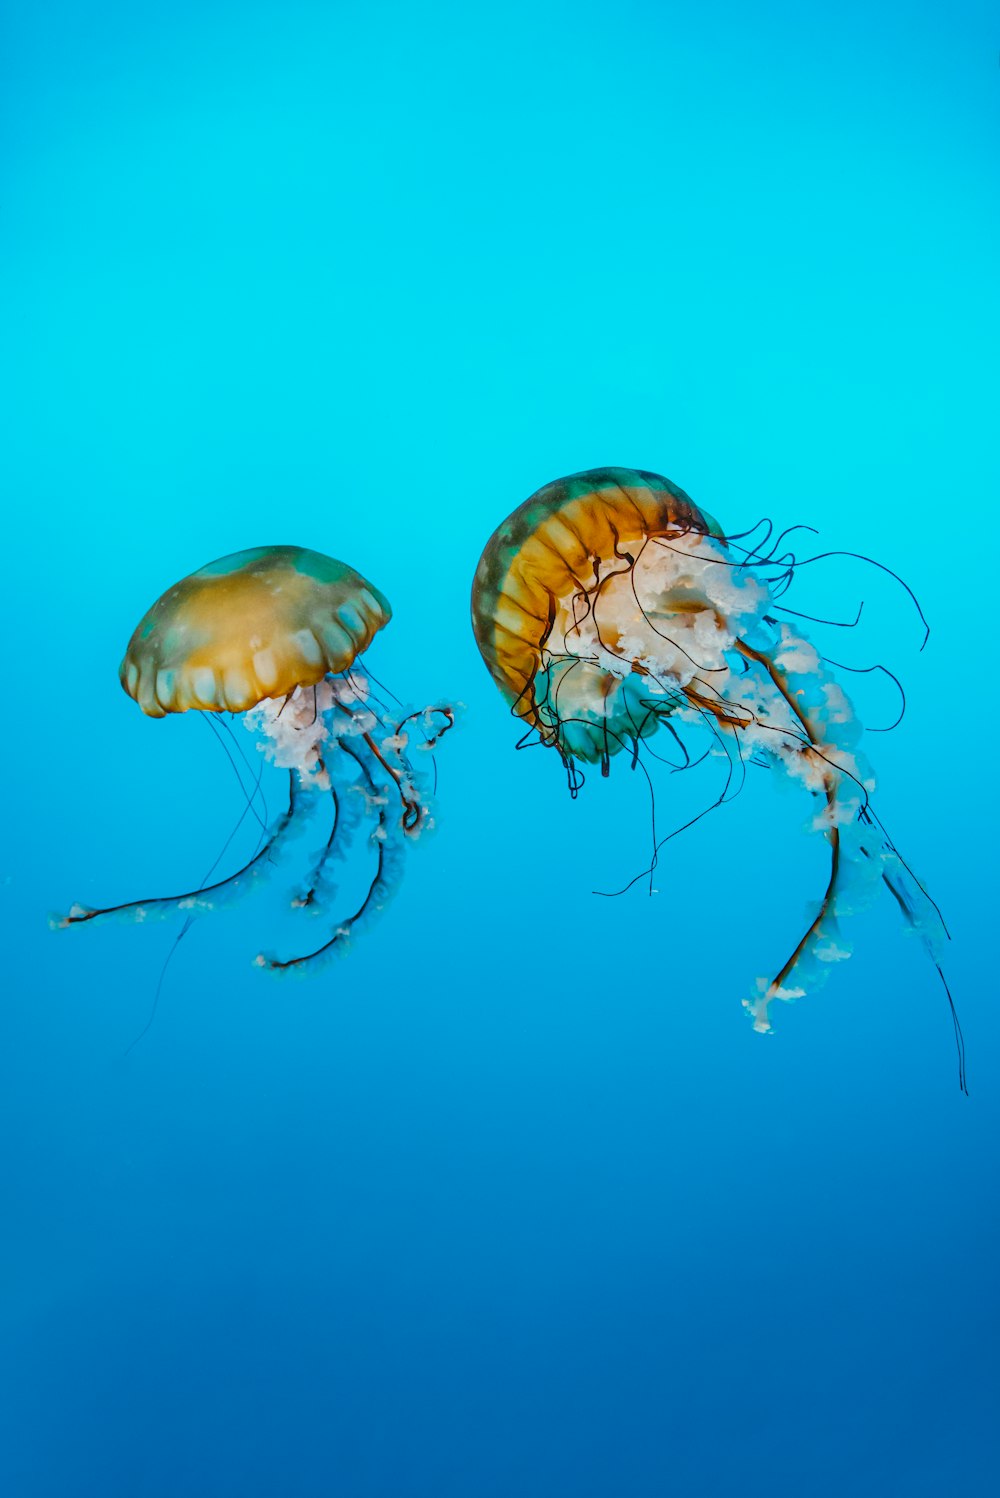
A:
[471,466,722,760]
[120,545,392,718]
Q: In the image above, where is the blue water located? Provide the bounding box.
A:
[2,4,998,1494]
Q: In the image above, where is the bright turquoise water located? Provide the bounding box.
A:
[2,4,997,1494]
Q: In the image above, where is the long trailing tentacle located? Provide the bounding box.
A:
[248,670,453,972]
[575,530,865,1014]
[288,760,368,915]
[333,698,455,832]
[259,740,396,972]
[730,636,962,1089]
[734,638,843,1014]
[122,746,271,1056]
[293,775,343,909]
[54,771,306,930]
[880,863,967,1095]
[58,662,452,980]
[202,713,270,835]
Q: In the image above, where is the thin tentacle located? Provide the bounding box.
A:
[56,772,305,929]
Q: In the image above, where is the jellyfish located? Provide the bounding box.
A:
[471,467,963,1083]
[59,545,453,970]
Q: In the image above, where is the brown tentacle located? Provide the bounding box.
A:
[733,640,841,997]
[330,697,423,831]
[360,731,422,831]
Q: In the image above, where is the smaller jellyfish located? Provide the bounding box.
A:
[58,546,453,970]
[471,468,964,1086]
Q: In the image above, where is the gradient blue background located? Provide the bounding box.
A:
[2,3,998,1493]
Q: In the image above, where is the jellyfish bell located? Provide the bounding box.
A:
[120,545,391,718]
[60,544,453,971]
[472,467,964,1086]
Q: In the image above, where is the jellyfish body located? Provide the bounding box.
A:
[119,545,392,717]
[61,546,452,970]
[472,467,950,1038]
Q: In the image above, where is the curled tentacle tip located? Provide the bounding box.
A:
[52,903,92,929]
[255,951,308,975]
[742,998,773,1034]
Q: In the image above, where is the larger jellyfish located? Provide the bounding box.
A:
[472,467,963,1082]
[59,546,453,970]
